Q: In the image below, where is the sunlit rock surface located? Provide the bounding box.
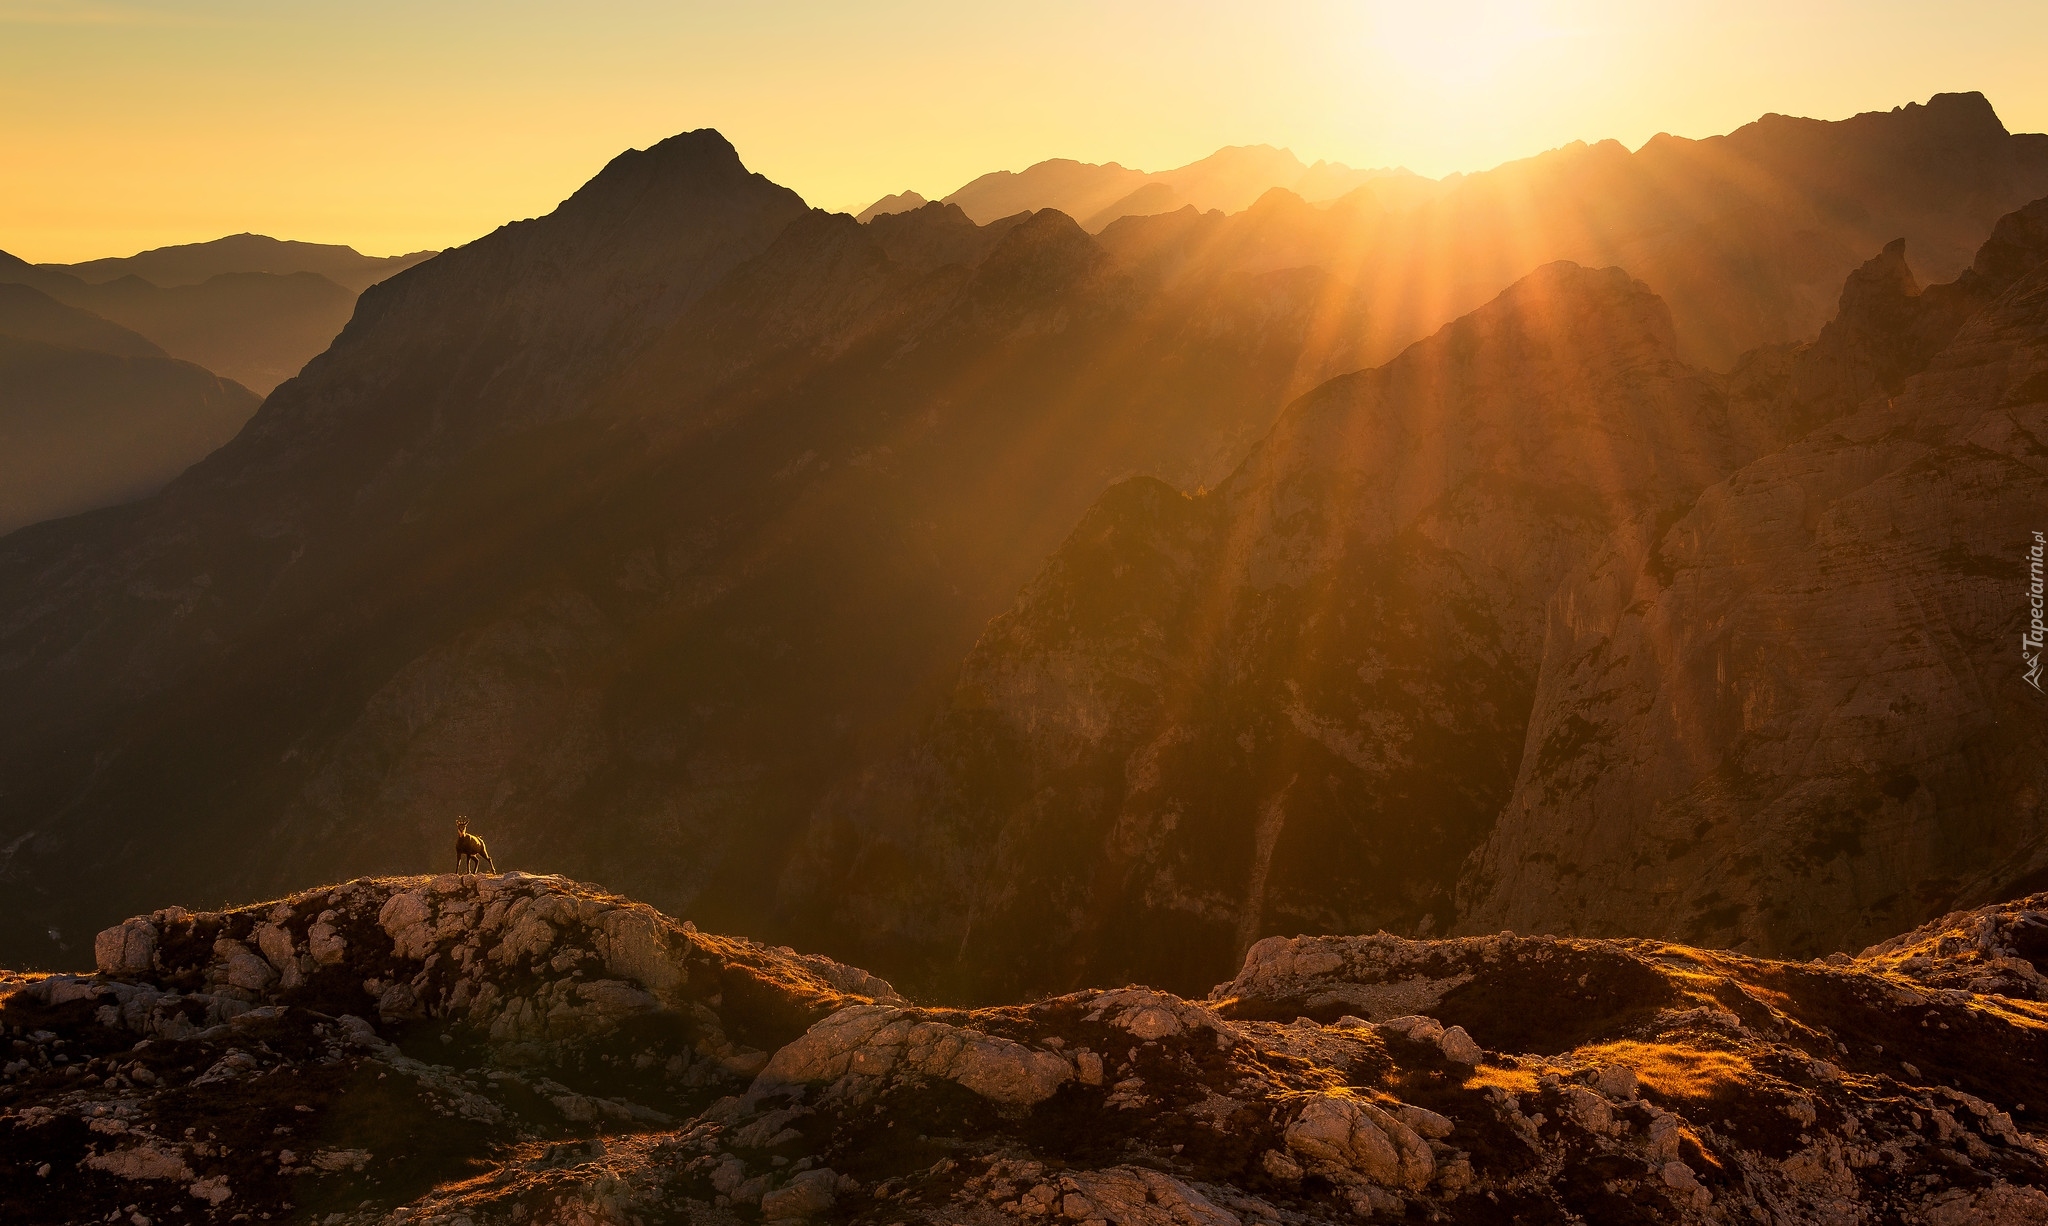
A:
[1459,199,2048,955]
[6,877,2048,1224]
[797,194,2048,1000]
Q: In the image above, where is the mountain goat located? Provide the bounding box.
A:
[454,818,496,874]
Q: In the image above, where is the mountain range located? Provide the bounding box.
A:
[0,94,2044,1021]
[49,232,435,295]
[0,239,432,394]
[893,144,1434,233]
[0,236,437,531]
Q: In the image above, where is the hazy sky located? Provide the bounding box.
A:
[5,0,2046,263]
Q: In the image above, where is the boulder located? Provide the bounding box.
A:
[754,1004,1071,1106]
[1284,1095,1433,1189]
[759,1168,838,1220]
[1438,1025,1482,1065]
[94,918,157,976]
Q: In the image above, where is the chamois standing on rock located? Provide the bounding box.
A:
[454,818,496,874]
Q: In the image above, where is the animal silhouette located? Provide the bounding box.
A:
[454,818,496,874]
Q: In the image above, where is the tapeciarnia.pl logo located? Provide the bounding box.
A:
[2028,530,2046,692]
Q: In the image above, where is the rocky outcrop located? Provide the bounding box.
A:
[6,880,2048,1224]
[1458,201,2048,956]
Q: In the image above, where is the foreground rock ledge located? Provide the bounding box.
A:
[4,876,2047,1225]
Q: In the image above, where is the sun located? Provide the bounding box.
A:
[1365,0,1572,89]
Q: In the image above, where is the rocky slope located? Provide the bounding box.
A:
[789,259,1750,999]
[1456,202,2048,955]
[4,877,2047,1225]
[795,195,2048,1002]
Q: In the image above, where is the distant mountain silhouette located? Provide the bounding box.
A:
[854,190,929,222]
[48,232,435,294]
[0,282,163,358]
[0,247,357,393]
[4,234,436,392]
[941,145,1429,232]
[1091,91,2048,368]
[0,284,258,533]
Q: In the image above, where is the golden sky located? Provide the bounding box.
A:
[4,0,2046,264]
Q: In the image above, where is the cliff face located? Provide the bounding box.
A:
[1456,204,2048,955]
[796,198,2048,1001]
[4,879,2046,1225]
[790,262,1754,999]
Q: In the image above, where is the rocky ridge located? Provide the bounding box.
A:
[6,878,2048,1225]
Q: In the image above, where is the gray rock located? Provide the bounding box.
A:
[94,919,157,976]
[1438,1025,1482,1065]
[760,1168,838,1220]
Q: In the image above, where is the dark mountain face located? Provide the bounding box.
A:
[0,341,259,535]
[1458,200,2048,955]
[0,283,164,358]
[794,198,2048,1002]
[0,142,1351,967]
[787,262,1758,999]
[49,232,435,294]
[0,284,259,533]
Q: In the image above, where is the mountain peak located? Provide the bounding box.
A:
[1918,89,2006,135]
[555,128,786,221]
[856,189,930,222]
